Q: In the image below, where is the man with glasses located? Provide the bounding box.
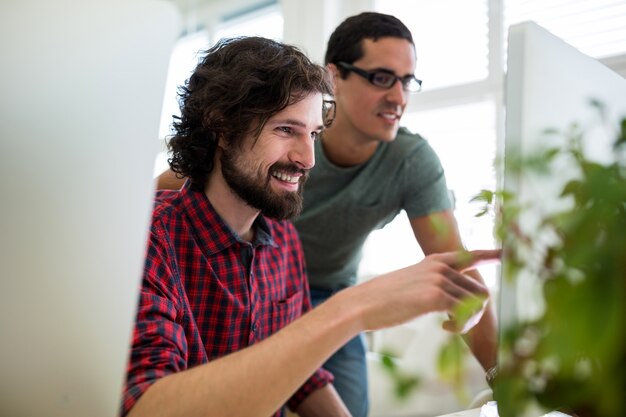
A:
[156,13,497,417]
[291,12,498,417]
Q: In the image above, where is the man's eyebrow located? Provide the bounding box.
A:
[372,66,414,77]
[270,118,324,131]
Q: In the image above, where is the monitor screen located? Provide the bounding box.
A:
[0,2,179,416]
[500,20,626,328]
[497,19,626,414]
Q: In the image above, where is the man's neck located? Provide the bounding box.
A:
[321,123,379,167]
[204,168,259,243]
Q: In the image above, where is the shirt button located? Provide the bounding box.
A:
[252,322,258,333]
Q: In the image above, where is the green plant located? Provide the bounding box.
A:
[378,331,472,404]
[377,295,484,404]
[473,103,626,416]
[379,350,421,400]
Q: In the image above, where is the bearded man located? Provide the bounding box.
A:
[123,35,498,417]
[122,36,345,417]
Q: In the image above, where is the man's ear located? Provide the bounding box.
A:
[326,63,339,92]
[217,134,227,149]
[202,109,226,146]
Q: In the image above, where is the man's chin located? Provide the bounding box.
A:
[260,205,302,221]
[382,125,401,141]
[252,190,303,220]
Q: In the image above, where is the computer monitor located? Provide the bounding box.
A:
[499,20,626,329]
[0,2,179,416]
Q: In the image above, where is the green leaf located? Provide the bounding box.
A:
[470,189,494,204]
[377,350,422,401]
[437,335,470,402]
[588,97,606,113]
[451,295,487,332]
[542,127,560,136]
[429,215,451,235]
[380,352,396,371]
[615,117,626,148]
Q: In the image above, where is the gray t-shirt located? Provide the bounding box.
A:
[293,127,452,289]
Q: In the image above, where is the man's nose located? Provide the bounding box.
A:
[385,78,409,106]
[288,137,315,170]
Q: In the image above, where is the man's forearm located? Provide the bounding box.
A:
[408,213,499,372]
[462,269,498,371]
[128,293,360,417]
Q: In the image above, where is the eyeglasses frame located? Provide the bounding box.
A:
[336,61,422,93]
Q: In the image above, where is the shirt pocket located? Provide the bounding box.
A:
[270,290,303,333]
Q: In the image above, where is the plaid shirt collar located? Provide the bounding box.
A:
[179,181,278,255]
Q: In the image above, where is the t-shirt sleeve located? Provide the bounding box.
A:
[121,224,187,416]
[402,138,453,218]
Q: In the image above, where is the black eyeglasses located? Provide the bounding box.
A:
[337,61,422,93]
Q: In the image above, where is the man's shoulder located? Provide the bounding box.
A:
[381,126,432,160]
[394,126,427,148]
[151,189,184,223]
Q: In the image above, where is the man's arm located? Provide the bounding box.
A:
[127,249,499,417]
[156,169,185,190]
[409,210,498,371]
[295,384,351,417]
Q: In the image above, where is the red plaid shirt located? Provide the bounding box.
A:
[122,183,332,416]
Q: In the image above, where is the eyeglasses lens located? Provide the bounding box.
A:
[322,100,336,127]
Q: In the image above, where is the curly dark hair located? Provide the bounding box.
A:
[167,36,332,190]
[324,12,414,77]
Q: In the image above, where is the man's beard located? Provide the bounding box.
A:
[220,148,308,221]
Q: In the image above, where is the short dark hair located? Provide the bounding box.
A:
[324,12,414,75]
[168,36,332,190]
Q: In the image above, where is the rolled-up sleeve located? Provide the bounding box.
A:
[121,227,187,416]
[287,367,334,411]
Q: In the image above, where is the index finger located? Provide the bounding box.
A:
[433,249,501,272]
